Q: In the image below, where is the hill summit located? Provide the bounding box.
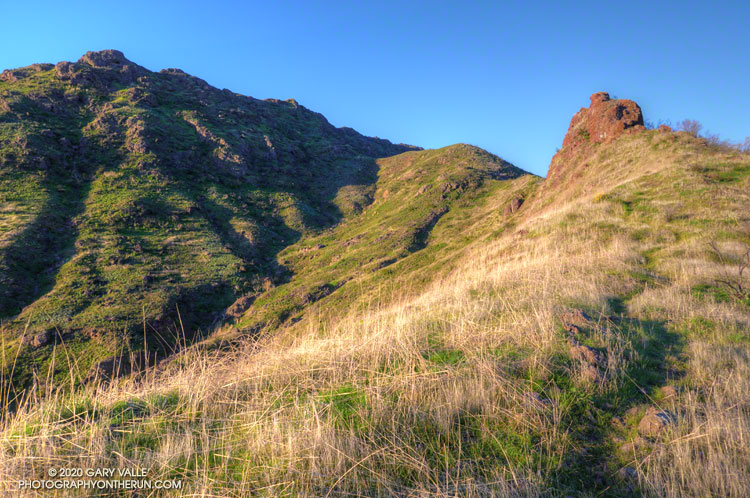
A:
[547,91,645,184]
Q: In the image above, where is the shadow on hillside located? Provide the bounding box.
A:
[551,296,686,494]
[0,175,92,321]
[133,156,383,358]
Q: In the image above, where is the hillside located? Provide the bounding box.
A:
[1,54,749,497]
[0,50,436,389]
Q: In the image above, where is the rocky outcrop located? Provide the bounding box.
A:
[77,49,131,68]
[54,50,148,88]
[547,92,645,183]
[563,92,644,147]
[0,64,54,82]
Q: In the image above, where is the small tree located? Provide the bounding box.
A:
[709,241,750,304]
[678,119,702,137]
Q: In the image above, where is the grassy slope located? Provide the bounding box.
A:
[0,58,416,391]
[2,130,748,496]
[208,144,533,344]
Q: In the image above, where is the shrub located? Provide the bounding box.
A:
[677,119,702,137]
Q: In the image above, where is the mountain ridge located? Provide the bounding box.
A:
[0,50,525,390]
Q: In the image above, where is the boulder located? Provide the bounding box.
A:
[503,196,524,215]
[69,50,148,87]
[55,61,76,79]
[22,329,54,348]
[0,70,18,82]
[618,466,638,481]
[638,406,673,437]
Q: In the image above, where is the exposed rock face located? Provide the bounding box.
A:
[563,92,644,147]
[547,92,645,183]
[54,50,148,88]
[225,294,258,319]
[77,49,131,68]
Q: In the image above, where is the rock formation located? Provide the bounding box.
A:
[547,92,645,183]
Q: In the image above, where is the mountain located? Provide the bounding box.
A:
[1,52,749,497]
[0,50,527,389]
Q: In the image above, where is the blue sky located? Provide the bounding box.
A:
[1,1,748,176]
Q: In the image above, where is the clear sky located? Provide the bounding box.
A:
[1,1,748,176]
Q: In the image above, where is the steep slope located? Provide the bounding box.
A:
[209,144,534,345]
[0,50,422,390]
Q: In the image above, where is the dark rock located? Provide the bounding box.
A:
[503,196,524,215]
[0,64,53,82]
[416,184,432,195]
[160,68,187,75]
[563,322,582,336]
[638,406,674,437]
[77,49,130,68]
[0,70,18,82]
[55,61,76,79]
[23,329,55,348]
